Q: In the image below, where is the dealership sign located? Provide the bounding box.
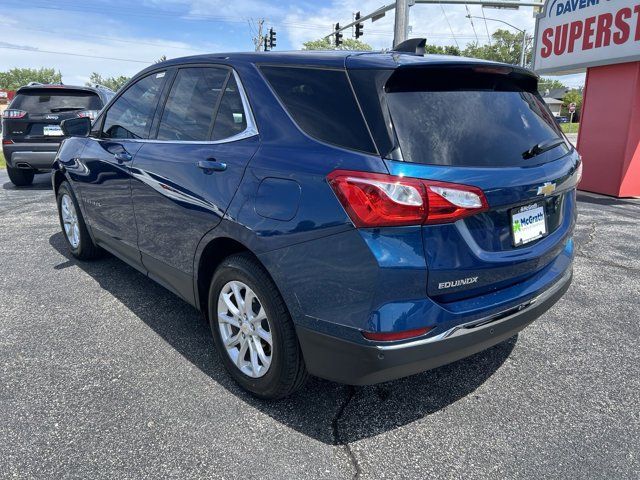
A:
[533,0,640,74]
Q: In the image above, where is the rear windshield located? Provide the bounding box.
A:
[11,89,101,114]
[384,68,569,167]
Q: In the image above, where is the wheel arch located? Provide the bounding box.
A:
[52,168,66,196]
[195,236,270,319]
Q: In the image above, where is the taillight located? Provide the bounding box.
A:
[423,182,488,224]
[327,171,426,227]
[77,110,98,120]
[362,326,433,342]
[327,170,488,227]
[576,160,583,184]
[2,109,27,119]
[2,139,14,145]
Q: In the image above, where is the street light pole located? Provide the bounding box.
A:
[466,14,527,67]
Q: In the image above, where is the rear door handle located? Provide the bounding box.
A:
[197,159,227,174]
[114,151,132,163]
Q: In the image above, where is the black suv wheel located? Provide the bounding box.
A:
[56,181,102,260]
[6,166,35,187]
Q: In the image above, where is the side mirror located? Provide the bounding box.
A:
[61,117,91,137]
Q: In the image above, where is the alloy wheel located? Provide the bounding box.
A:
[217,281,273,378]
[61,194,80,249]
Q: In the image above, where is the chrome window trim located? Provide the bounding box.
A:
[115,69,258,145]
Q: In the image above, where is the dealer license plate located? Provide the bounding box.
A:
[511,203,547,246]
[43,125,63,136]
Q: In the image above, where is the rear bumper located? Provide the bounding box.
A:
[297,268,572,385]
[3,143,59,169]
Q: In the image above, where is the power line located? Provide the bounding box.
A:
[465,5,479,43]
[439,5,459,48]
[481,8,493,46]
[2,1,490,43]
[3,1,352,31]
[0,24,207,53]
[0,44,151,64]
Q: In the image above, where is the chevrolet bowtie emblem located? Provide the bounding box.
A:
[537,182,556,196]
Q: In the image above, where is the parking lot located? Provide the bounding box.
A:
[1,170,638,479]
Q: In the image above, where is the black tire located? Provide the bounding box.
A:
[208,253,308,399]
[7,166,35,187]
[56,181,102,260]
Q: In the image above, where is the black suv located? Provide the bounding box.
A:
[2,83,114,186]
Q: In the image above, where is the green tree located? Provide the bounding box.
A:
[0,67,62,90]
[424,44,461,56]
[463,29,531,66]
[538,78,566,91]
[302,37,373,51]
[86,72,130,91]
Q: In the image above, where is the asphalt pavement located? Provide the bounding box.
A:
[0,170,638,479]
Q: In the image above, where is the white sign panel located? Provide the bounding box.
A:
[533,0,640,74]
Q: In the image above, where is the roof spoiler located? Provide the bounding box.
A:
[392,38,426,56]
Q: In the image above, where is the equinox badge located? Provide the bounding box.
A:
[438,277,479,290]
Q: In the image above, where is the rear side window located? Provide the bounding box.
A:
[211,75,247,141]
[102,72,165,139]
[260,66,376,154]
[11,90,101,114]
[384,68,569,167]
[157,67,228,141]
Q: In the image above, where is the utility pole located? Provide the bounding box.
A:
[393,0,410,47]
[520,29,527,67]
[252,19,265,52]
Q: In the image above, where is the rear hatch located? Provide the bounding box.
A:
[349,61,580,301]
[3,88,102,143]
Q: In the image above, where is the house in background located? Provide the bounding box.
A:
[543,97,563,117]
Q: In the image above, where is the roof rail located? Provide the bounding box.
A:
[392,38,426,56]
[25,81,65,87]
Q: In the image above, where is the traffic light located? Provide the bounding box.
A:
[354,12,364,39]
[334,23,343,47]
[263,36,269,52]
[268,28,277,49]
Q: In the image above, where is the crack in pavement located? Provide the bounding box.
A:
[576,221,597,255]
[332,385,362,479]
[575,253,640,273]
[575,221,639,273]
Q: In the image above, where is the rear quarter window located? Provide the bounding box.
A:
[260,66,376,154]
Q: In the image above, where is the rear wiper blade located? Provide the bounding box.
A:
[522,138,566,159]
[49,107,85,112]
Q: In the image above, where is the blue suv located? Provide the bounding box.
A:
[53,48,579,399]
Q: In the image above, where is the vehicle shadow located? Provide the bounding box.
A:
[2,172,52,191]
[49,231,516,443]
[577,191,640,207]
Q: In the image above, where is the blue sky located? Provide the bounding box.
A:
[0,0,584,87]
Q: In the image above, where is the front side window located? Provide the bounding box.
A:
[260,66,376,154]
[102,71,166,139]
[157,68,228,141]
